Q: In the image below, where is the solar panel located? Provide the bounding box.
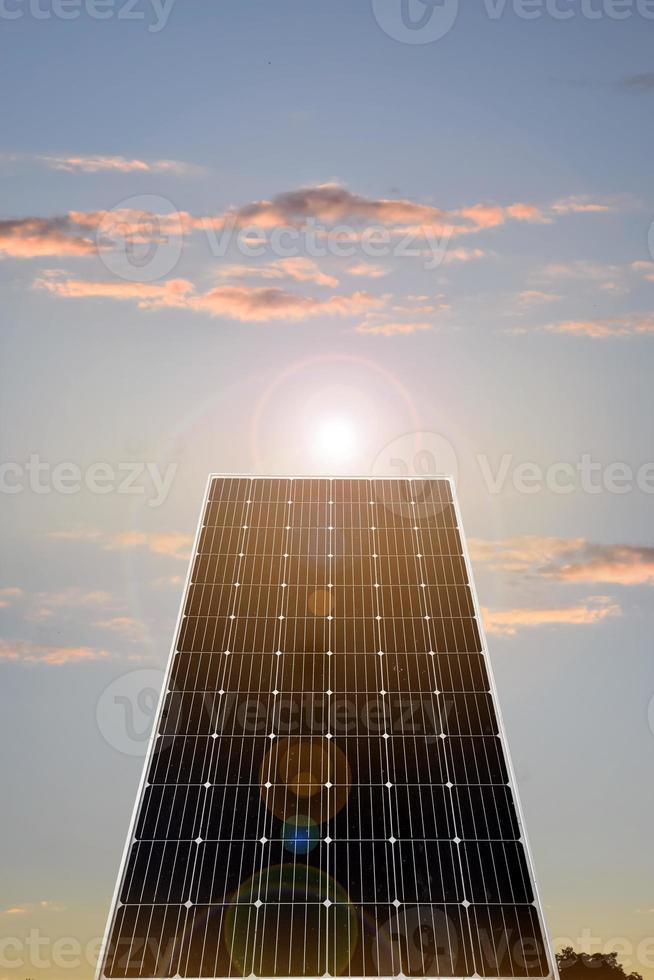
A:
[98,476,556,980]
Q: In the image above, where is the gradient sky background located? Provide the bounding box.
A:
[1,2,654,979]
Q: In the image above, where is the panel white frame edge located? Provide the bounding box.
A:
[94,473,561,980]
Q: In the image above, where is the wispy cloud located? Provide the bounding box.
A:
[144,532,192,559]
[518,290,562,308]
[0,587,24,608]
[482,596,622,636]
[550,195,617,215]
[35,274,194,307]
[356,293,449,336]
[537,259,627,294]
[442,247,487,264]
[47,528,192,560]
[346,262,391,279]
[0,641,110,666]
[216,256,338,287]
[544,315,654,339]
[621,73,654,91]
[356,320,433,336]
[471,536,654,585]
[94,616,145,641]
[38,154,201,176]
[152,574,184,589]
[35,273,382,323]
[31,588,115,620]
[0,901,65,915]
[632,261,654,282]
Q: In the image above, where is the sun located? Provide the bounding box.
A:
[312,416,358,464]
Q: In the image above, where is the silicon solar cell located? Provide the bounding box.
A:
[98,476,555,980]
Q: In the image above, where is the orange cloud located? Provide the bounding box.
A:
[224,183,451,231]
[537,259,626,295]
[550,195,615,214]
[556,547,654,586]
[0,587,24,608]
[46,529,103,543]
[36,273,382,323]
[147,532,193,559]
[94,616,145,640]
[482,597,621,636]
[469,536,582,573]
[470,536,654,586]
[40,154,198,175]
[545,316,654,339]
[1,185,613,265]
[518,290,561,307]
[35,275,194,307]
[216,256,338,287]
[152,574,184,589]
[0,641,110,665]
[506,203,549,222]
[0,218,95,258]
[47,528,192,560]
[442,247,486,264]
[632,261,654,282]
[356,320,433,336]
[65,184,550,243]
[0,901,65,915]
[191,285,380,322]
[356,292,449,336]
[31,588,114,619]
[346,262,391,278]
[457,203,506,229]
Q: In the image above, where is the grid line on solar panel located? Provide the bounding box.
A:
[100,476,552,980]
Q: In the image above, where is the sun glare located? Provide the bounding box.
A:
[312,416,358,463]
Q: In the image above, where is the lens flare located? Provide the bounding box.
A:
[281,814,319,854]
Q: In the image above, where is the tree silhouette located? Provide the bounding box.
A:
[557,947,644,980]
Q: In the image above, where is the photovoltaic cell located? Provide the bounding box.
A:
[98,476,555,979]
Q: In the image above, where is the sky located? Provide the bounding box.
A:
[1,1,654,978]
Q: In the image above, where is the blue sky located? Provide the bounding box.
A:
[1,2,654,978]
